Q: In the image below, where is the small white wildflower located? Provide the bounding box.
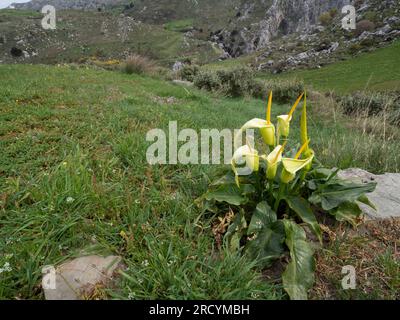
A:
[1,262,12,272]
[141,260,149,267]
[251,292,260,299]
[167,260,175,267]
[66,197,75,204]
[138,279,143,284]
[135,199,140,204]
[128,292,135,300]
[62,161,68,166]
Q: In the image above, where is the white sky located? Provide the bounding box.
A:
[0,0,32,9]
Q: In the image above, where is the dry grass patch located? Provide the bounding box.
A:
[311,219,400,300]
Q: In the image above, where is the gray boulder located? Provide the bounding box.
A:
[338,168,400,220]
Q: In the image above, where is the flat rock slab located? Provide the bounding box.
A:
[172,79,194,87]
[43,255,122,300]
[339,168,400,220]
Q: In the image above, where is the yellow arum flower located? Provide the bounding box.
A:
[265,143,286,180]
[277,93,304,138]
[231,145,259,186]
[234,118,275,148]
[300,91,308,149]
[280,140,313,184]
[300,91,314,171]
[260,91,276,146]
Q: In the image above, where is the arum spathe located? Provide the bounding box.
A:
[265,143,286,180]
[231,144,259,186]
[300,91,314,171]
[260,91,276,147]
[234,92,275,148]
[281,140,314,184]
[277,93,304,138]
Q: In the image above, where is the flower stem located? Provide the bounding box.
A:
[274,183,286,212]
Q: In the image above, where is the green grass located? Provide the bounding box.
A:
[0,9,41,18]
[0,64,399,299]
[164,19,194,32]
[257,40,400,94]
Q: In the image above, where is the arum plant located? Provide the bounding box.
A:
[201,91,377,300]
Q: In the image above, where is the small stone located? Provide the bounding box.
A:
[43,255,123,300]
[172,79,193,87]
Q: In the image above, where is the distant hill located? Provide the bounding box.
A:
[1,0,399,72]
[12,0,128,10]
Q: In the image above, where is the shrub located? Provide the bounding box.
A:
[261,78,305,103]
[193,67,260,97]
[216,67,257,97]
[340,91,400,126]
[193,70,222,92]
[123,55,156,75]
[193,68,304,102]
[348,43,363,54]
[329,8,338,18]
[179,64,200,82]
[354,20,375,36]
[319,12,333,26]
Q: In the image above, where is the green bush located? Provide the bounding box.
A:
[340,91,400,126]
[123,55,156,75]
[261,78,305,103]
[319,12,333,26]
[193,67,260,97]
[179,64,200,82]
[354,20,375,37]
[216,67,258,97]
[193,68,304,102]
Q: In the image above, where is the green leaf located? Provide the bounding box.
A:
[285,196,322,243]
[205,185,247,206]
[247,201,277,235]
[309,181,376,211]
[246,202,285,267]
[211,171,237,186]
[330,201,363,227]
[282,220,315,300]
[246,221,285,267]
[225,210,247,251]
[357,194,376,210]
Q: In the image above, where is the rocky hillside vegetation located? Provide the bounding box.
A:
[1,0,399,72]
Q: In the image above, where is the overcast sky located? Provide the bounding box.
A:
[0,0,32,9]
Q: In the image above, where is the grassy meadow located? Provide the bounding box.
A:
[0,62,399,299]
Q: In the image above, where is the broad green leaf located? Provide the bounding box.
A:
[357,194,377,210]
[211,172,237,186]
[245,202,285,267]
[246,221,285,267]
[247,202,277,235]
[330,201,363,227]
[285,196,322,243]
[309,181,376,211]
[282,220,315,300]
[205,185,247,206]
[225,211,247,251]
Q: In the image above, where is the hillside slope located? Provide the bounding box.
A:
[258,39,400,93]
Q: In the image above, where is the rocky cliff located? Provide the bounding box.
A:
[211,0,351,57]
